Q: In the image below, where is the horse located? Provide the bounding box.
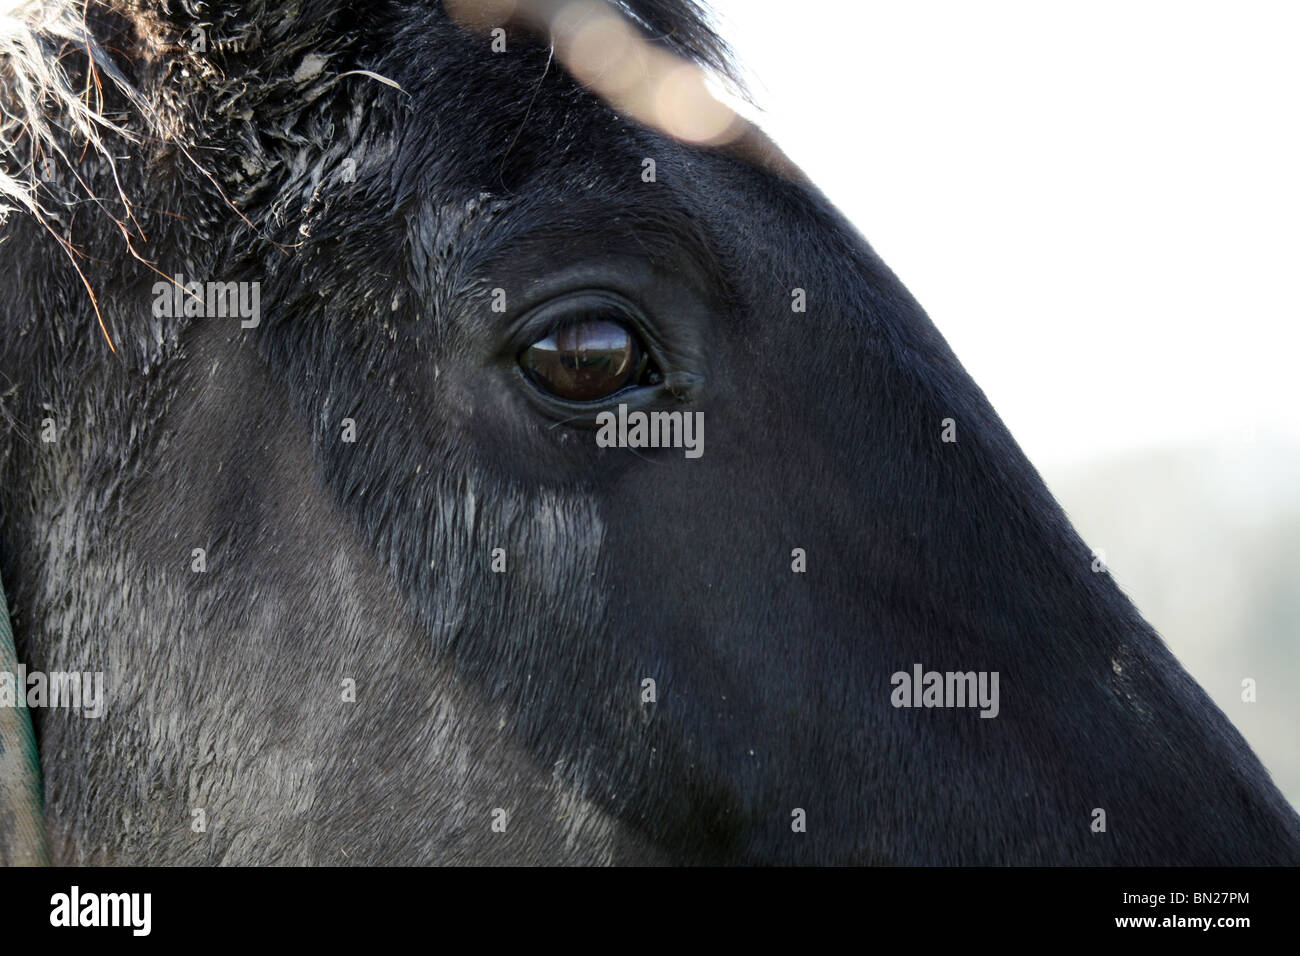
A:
[0,0,1296,865]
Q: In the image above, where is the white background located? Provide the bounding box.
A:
[710,0,1299,468]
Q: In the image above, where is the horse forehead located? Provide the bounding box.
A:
[406,191,518,275]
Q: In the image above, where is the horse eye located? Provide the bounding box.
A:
[519,319,652,402]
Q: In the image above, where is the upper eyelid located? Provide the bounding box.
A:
[508,289,652,351]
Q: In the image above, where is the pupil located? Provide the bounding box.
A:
[524,319,640,401]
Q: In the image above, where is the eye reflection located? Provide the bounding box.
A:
[520,319,648,401]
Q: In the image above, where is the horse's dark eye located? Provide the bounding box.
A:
[520,319,650,402]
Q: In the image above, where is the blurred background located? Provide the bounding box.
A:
[708,0,1299,808]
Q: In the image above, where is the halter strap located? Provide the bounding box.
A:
[0,569,48,865]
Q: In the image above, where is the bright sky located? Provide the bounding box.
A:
[708,0,1300,469]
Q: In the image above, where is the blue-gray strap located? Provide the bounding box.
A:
[0,570,48,865]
